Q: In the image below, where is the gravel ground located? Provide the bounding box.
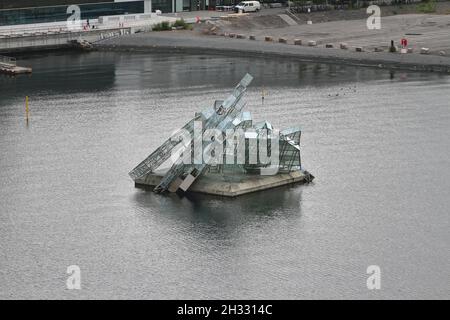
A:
[200,12,450,56]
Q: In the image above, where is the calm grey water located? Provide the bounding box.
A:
[0,52,449,299]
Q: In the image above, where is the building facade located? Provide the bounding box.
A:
[0,0,253,26]
[0,0,157,26]
[0,1,153,26]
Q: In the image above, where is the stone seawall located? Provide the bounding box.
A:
[96,31,450,74]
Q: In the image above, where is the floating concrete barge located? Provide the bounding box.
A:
[0,55,31,75]
[135,169,313,197]
[0,64,32,75]
[129,73,314,197]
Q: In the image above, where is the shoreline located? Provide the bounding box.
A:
[95,32,450,74]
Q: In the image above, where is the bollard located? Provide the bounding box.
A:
[294,39,302,45]
[389,40,397,53]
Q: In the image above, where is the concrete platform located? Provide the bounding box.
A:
[135,170,313,197]
[0,62,32,75]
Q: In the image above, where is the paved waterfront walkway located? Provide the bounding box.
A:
[97,30,450,73]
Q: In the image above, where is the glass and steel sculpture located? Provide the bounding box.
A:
[129,73,313,195]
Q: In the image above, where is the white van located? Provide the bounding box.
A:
[234,1,261,13]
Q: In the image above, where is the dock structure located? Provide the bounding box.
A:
[0,55,32,75]
[0,13,179,54]
[130,73,314,197]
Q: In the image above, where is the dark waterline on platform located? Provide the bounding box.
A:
[0,52,449,299]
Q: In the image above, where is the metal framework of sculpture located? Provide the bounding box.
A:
[129,73,311,195]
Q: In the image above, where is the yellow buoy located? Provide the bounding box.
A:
[25,96,29,123]
[261,87,266,105]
